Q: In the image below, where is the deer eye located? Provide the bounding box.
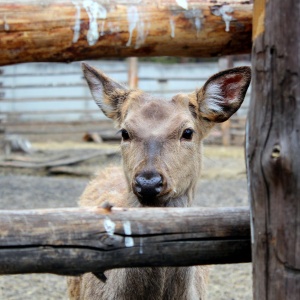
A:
[121,129,130,141]
[181,128,194,140]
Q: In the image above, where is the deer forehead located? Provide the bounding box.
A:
[122,98,195,139]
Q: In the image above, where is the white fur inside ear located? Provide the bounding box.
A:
[84,70,104,100]
[204,82,224,112]
[84,70,113,113]
[89,83,110,112]
[90,84,104,106]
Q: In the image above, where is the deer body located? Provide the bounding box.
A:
[67,63,251,300]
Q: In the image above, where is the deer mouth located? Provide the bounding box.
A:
[135,193,165,207]
[133,182,175,207]
[133,184,166,207]
[136,187,180,207]
[136,195,169,207]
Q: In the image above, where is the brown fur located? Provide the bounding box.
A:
[67,64,251,300]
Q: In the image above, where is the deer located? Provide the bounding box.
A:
[67,62,251,300]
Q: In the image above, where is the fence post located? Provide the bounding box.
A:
[246,0,300,299]
[128,57,138,89]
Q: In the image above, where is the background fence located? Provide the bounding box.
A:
[0,59,250,145]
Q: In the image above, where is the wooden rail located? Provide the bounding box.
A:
[0,206,250,275]
[0,0,252,66]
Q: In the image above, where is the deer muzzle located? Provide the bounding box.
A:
[134,170,164,200]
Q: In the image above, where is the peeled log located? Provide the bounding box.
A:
[0,1,252,66]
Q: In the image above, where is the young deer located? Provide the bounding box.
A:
[67,63,251,300]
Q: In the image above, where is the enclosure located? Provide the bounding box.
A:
[0,0,299,299]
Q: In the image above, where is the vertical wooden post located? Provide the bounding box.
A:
[246,0,300,299]
[219,56,233,146]
[128,57,138,89]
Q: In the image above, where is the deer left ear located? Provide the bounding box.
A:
[81,62,130,124]
[197,66,251,122]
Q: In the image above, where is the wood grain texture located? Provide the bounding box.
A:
[0,0,252,66]
[0,206,250,275]
[246,0,300,299]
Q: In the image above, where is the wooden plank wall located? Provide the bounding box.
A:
[0,60,250,144]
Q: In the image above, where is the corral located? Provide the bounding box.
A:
[0,0,299,299]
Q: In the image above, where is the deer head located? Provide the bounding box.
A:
[82,63,251,207]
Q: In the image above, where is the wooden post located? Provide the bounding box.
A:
[246,0,300,299]
[0,206,251,275]
[128,57,138,89]
[218,56,233,146]
[0,1,253,66]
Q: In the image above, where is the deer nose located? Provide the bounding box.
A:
[134,171,163,198]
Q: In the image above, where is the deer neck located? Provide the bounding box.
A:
[104,267,196,300]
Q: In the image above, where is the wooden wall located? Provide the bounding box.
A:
[0,60,250,144]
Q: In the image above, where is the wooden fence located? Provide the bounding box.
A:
[0,59,250,145]
[0,0,299,299]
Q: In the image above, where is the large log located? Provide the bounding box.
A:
[0,206,250,275]
[0,1,252,66]
[246,0,300,299]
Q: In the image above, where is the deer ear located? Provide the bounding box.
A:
[197,66,251,122]
[81,62,130,122]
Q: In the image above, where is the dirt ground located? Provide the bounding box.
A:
[0,143,252,300]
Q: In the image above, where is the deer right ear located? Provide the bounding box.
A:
[81,62,130,123]
[197,66,251,122]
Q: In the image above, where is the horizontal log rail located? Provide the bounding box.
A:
[0,206,251,276]
[0,1,252,66]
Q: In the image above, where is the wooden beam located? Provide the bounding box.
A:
[0,206,251,275]
[246,0,300,299]
[0,1,252,66]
